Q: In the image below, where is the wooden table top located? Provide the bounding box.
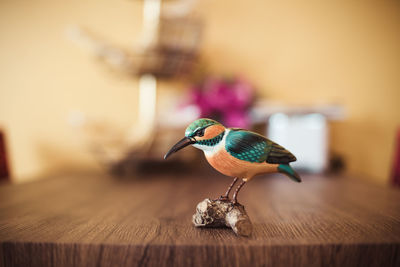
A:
[1,171,400,267]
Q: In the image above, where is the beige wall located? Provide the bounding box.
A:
[199,0,400,183]
[1,0,399,183]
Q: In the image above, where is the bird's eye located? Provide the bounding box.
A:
[196,128,205,137]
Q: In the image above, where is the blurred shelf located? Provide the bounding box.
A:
[1,173,400,266]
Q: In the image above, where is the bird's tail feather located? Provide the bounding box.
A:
[278,164,301,183]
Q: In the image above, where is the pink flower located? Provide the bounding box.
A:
[185,76,255,128]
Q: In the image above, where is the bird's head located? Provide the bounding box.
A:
[164,118,226,159]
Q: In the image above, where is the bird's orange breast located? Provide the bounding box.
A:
[205,148,279,181]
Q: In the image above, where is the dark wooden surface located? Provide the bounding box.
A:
[1,172,400,267]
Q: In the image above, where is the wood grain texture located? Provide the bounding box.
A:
[1,172,400,267]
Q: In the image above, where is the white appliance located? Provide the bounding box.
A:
[267,113,328,173]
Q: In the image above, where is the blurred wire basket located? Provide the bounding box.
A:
[67,0,203,176]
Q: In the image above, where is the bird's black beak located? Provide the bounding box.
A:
[164,136,196,160]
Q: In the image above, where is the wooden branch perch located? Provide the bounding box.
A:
[192,198,253,236]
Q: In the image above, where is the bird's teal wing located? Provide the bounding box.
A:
[225,129,296,164]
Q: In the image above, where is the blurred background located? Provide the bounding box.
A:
[0,0,399,185]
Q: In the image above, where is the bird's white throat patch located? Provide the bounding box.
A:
[192,129,230,157]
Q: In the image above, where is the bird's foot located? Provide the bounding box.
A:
[215,195,230,202]
[231,198,240,205]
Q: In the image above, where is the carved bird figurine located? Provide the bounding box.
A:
[164,118,301,204]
